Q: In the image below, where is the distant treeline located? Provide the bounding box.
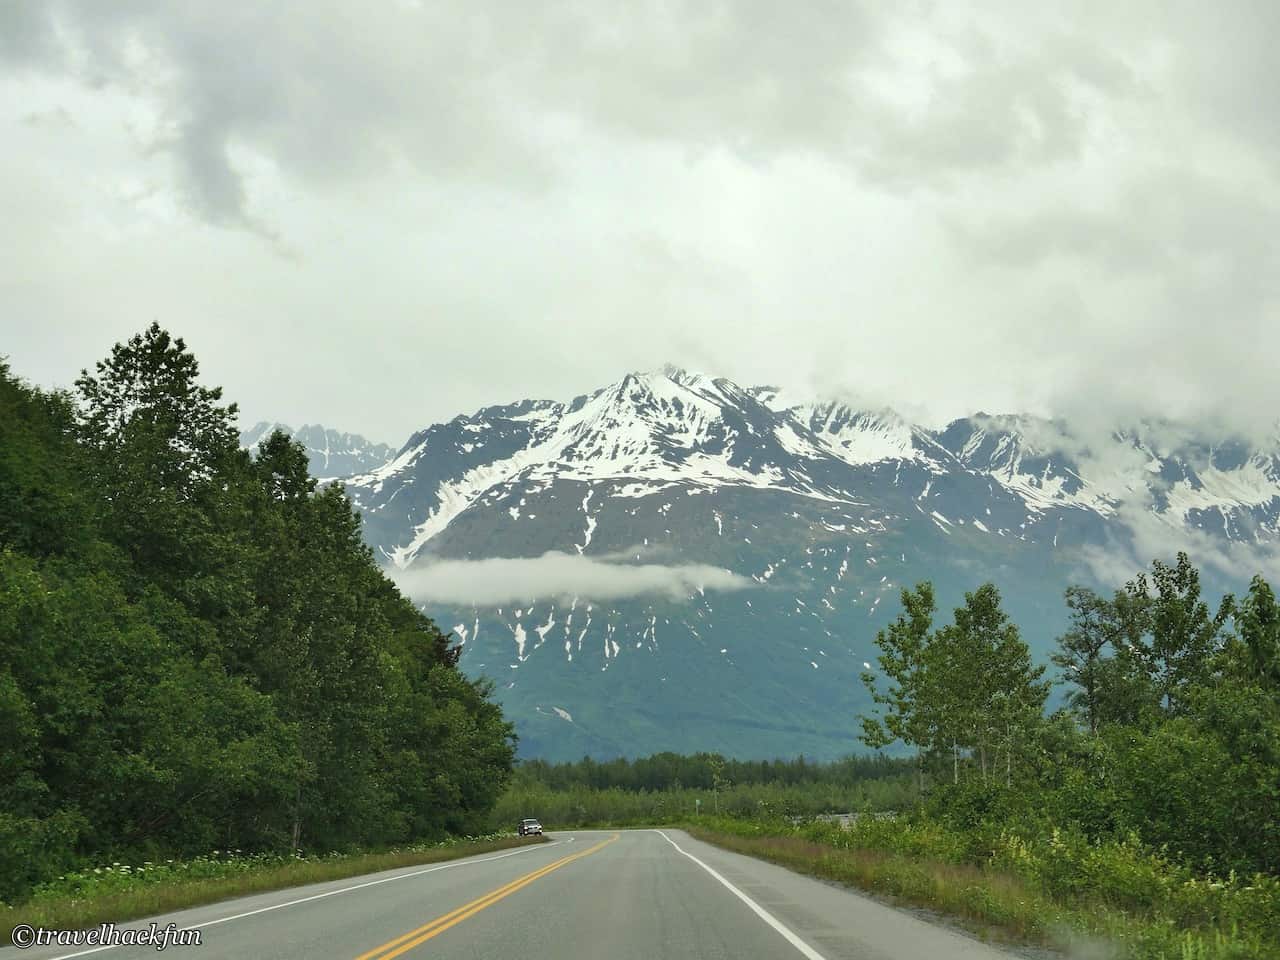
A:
[0,326,516,903]
[515,752,912,792]
[493,753,916,828]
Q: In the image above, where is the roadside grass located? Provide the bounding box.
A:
[685,820,1278,960]
[1,834,545,947]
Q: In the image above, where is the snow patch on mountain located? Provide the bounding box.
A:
[798,404,924,466]
[342,367,1280,572]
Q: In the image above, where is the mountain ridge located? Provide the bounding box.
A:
[239,421,396,480]
[346,366,1280,569]
[319,367,1276,760]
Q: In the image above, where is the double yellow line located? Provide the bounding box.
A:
[355,834,619,960]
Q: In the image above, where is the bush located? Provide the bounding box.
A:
[0,811,86,904]
[692,813,1280,958]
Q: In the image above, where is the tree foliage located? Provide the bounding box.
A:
[861,582,1048,786]
[0,334,515,903]
[513,751,910,793]
[862,550,1280,877]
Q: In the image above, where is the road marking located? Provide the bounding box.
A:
[654,830,829,960]
[356,833,619,960]
[38,841,559,960]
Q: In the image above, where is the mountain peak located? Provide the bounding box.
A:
[316,369,1280,761]
[652,363,719,390]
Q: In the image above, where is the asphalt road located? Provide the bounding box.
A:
[5,830,1028,960]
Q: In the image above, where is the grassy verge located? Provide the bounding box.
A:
[685,820,1277,960]
[1,835,545,946]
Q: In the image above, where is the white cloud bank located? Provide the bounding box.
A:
[392,551,752,605]
[1078,500,1280,592]
[5,2,1279,444]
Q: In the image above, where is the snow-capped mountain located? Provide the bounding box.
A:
[240,422,396,479]
[337,368,1280,760]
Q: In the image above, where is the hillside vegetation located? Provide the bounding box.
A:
[0,326,516,905]
[859,563,1279,880]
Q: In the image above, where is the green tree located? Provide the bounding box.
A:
[72,323,261,662]
[1235,574,1280,688]
[1124,552,1233,715]
[0,331,518,900]
[74,323,240,497]
[860,582,935,790]
[924,584,1049,785]
[862,583,1048,787]
[1052,587,1119,734]
[0,362,93,558]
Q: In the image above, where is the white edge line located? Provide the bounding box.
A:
[653,830,828,960]
[42,840,560,960]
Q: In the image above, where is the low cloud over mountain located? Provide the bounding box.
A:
[392,551,752,606]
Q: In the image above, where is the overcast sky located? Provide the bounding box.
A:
[3,1,1277,446]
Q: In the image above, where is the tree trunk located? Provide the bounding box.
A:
[1005,723,1012,788]
[1087,674,1097,736]
[291,786,302,854]
[953,740,959,785]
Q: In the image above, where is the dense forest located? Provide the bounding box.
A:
[0,326,516,903]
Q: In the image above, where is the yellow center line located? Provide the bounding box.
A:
[355,833,619,960]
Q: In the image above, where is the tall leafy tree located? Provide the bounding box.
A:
[73,323,255,650]
[1124,552,1233,715]
[863,583,1047,786]
[74,323,240,499]
[1053,586,1135,734]
[860,583,935,789]
[1053,587,1108,734]
[1236,574,1280,688]
[924,584,1049,783]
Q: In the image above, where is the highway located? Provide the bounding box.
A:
[5,830,1028,960]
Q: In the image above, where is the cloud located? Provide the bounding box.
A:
[0,2,1145,227]
[392,551,753,605]
[2,2,557,226]
[1078,496,1280,592]
[3,1,1279,448]
[946,165,1280,443]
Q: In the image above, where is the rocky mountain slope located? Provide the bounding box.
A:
[337,368,1280,760]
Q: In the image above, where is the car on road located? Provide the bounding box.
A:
[518,818,543,836]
